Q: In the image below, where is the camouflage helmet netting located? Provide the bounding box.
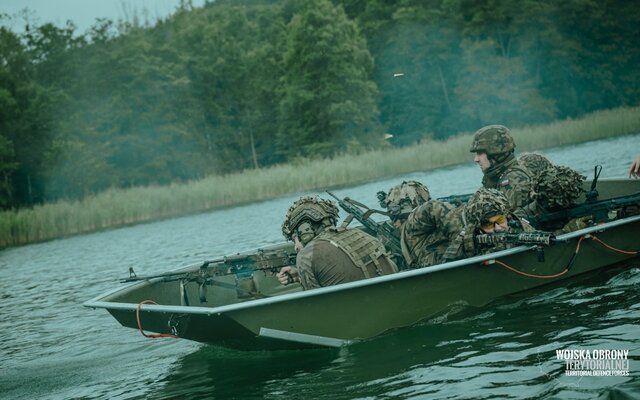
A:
[531,166,586,209]
[384,180,431,219]
[464,188,510,228]
[518,152,553,175]
[282,196,339,239]
[469,125,515,155]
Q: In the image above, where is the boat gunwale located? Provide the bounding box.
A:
[83,214,640,315]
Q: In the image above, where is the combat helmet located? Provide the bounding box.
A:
[518,152,553,175]
[531,166,586,210]
[469,125,515,155]
[379,180,431,221]
[464,188,510,228]
[282,196,339,240]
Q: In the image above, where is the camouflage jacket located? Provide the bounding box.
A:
[482,155,533,211]
[296,227,397,290]
[402,200,537,268]
[400,200,465,268]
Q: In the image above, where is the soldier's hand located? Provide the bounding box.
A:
[277,266,299,285]
[629,155,640,178]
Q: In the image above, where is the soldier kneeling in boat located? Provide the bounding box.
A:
[402,188,534,268]
[277,196,398,290]
[377,180,432,269]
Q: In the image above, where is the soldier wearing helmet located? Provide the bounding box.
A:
[377,180,432,269]
[470,125,533,211]
[379,180,431,229]
[401,188,533,267]
[445,188,534,258]
[277,196,397,289]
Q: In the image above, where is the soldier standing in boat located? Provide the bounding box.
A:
[277,196,398,289]
[470,125,533,210]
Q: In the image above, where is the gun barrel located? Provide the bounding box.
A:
[531,191,640,226]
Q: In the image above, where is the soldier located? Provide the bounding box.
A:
[377,180,432,269]
[379,180,432,229]
[401,188,533,268]
[470,125,533,211]
[520,165,588,233]
[400,198,463,268]
[514,152,588,232]
[277,196,398,290]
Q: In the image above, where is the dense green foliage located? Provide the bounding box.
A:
[1,0,638,209]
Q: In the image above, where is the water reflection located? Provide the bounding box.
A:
[148,346,340,400]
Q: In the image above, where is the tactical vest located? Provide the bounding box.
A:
[316,228,395,278]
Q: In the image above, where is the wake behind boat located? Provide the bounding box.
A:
[84,178,640,350]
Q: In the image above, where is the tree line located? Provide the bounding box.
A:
[1,0,638,209]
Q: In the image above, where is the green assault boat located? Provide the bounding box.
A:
[84,178,640,350]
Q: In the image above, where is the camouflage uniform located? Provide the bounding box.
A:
[282,196,397,290]
[402,189,535,268]
[470,125,533,211]
[378,180,431,269]
[518,152,553,176]
[379,180,431,223]
[400,200,465,267]
[517,165,587,233]
[462,188,535,254]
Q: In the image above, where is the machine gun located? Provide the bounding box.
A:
[122,248,297,283]
[326,191,403,258]
[121,247,297,302]
[528,191,640,228]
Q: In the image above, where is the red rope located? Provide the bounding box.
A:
[136,300,178,339]
[483,259,570,279]
[479,234,632,280]
[588,235,640,255]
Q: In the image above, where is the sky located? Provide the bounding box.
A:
[0,0,207,34]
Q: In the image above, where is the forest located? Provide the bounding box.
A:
[1,0,638,209]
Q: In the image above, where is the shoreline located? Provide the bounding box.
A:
[2,106,639,248]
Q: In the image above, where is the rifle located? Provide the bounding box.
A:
[326,191,403,257]
[475,231,556,262]
[437,193,473,206]
[474,231,556,246]
[529,191,640,227]
[121,247,297,302]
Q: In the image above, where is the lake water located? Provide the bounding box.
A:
[1,134,639,399]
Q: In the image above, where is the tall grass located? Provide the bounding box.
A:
[2,106,639,248]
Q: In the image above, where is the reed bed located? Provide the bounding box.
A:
[2,106,639,248]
